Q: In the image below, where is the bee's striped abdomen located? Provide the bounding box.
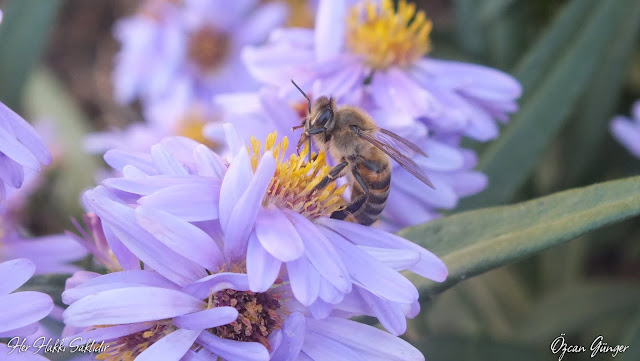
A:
[351,158,391,226]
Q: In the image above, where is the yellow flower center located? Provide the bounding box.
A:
[176,111,219,149]
[346,0,432,70]
[248,132,347,220]
[261,0,314,28]
[96,322,175,361]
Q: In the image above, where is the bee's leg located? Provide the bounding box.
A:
[331,168,369,220]
[296,133,308,155]
[313,161,348,192]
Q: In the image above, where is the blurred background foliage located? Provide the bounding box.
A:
[0,0,639,360]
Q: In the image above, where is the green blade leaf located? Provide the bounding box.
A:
[560,2,640,186]
[400,176,640,297]
[514,282,640,344]
[414,335,551,361]
[22,67,98,221]
[458,0,640,209]
[0,0,62,109]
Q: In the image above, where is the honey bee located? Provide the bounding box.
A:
[291,80,435,226]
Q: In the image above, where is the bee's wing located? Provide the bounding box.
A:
[356,127,435,189]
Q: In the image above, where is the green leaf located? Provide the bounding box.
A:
[619,308,640,361]
[0,0,62,109]
[22,67,98,221]
[414,335,551,361]
[458,0,640,209]
[453,0,488,61]
[560,1,640,186]
[513,282,640,344]
[400,176,640,298]
[477,0,519,24]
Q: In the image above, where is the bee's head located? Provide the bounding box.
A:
[308,96,335,135]
[290,80,336,162]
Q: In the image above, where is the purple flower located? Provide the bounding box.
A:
[112,0,286,121]
[244,0,521,141]
[85,128,446,336]
[214,89,487,229]
[0,102,51,203]
[238,0,512,228]
[610,100,640,158]
[62,268,425,360]
[0,258,54,338]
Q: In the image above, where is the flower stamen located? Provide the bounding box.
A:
[208,289,282,350]
[346,0,432,70]
[95,322,175,361]
[248,132,347,219]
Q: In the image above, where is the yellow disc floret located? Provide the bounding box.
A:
[248,132,347,220]
[346,0,432,70]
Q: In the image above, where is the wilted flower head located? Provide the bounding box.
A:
[244,0,522,141]
[610,100,640,158]
[0,102,51,203]
[0,258,54,338]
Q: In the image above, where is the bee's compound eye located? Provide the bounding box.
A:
[315,108,332,127]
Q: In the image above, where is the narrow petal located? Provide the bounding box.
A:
[0,322,38,338]
[0,343,49,361]
[285,211,350,293]
[286,257,320,306]
[104,175,212,195]
[0,124,40,170]
[309,299,333,319]
[63,287,204,327]
[197,332,269,361]
[270,312,305,361]
[62,323,154,345]
[255,206,304,262]
[357,288,406,336]
[136,206,224,270]
[224,123,246,156]
[315,0,346,62]
[301,331,365,361]
[173,307,238,330]
[247,231,282,292]
[136,328,202,361]
[224,152,276,260]
[104,149,156,174]
[219,149,252,229]
[62,270,180,305]
[0,153,24,188]
[138,181,220,221]
[2,102,51,166]
[0,258,35,295]
[182,273,250,300]
[318,278,344,304]
[150,144,189,175]
[320,228,418,304]
[306,317,424,361]
[0,292,53,333]
[84,187,206,286]
[358,246,420,271]
[194,144,226,178]
[318,218,448,282]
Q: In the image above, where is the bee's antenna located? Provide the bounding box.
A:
[291,79,311,113]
